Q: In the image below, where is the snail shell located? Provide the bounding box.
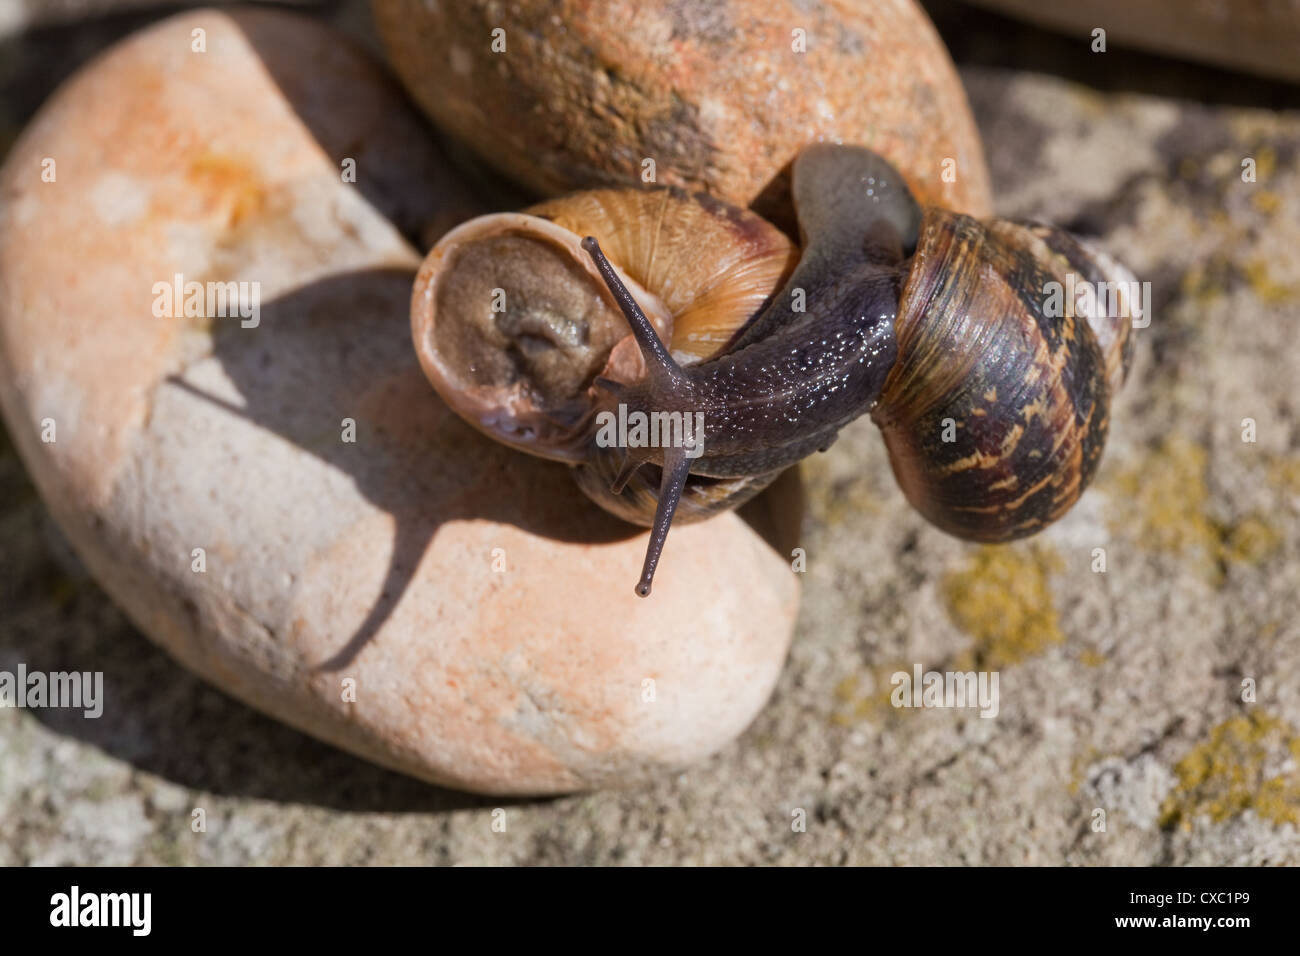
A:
[873,209,1136,541]
[411,187,798,526]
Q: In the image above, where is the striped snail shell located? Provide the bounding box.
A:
[873,209,1137,542]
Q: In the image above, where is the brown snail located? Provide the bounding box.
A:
[413,145,1137,596]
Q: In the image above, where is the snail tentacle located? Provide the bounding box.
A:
[638,446,693,598]
[584,234,701,596]
[582,236,684,386]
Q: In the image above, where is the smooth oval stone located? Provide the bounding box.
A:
[372,0,993,228]
[0,8,800,794]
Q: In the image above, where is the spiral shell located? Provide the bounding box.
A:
[412,187,797,524]
[871,208,1136,541]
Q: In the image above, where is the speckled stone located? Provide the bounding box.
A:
[371,0,993,228]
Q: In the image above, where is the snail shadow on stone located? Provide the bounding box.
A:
[140,266,800,808]
[180,268,802,671]
[177,268,643,674]
[232,7,539,249]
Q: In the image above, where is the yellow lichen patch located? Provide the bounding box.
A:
[1269,456,1300,497]
[832,671,894,723]
[943,544,1064,670]
[1078,648,1106,668]
[1243,259,1297,304]
[830,668,901,724]
[1221,516,1282,566]
[801,451,886,528]
[1253,145,1278,182]
[1109,438,1214,561]
[1068,747,1103,797]
[832,674,859,707]
[1250,190,1281,216]
[1106,437,1282,581]
[830,673,864,725]
[1178,260,1228,305]
[1160,712,1300,829]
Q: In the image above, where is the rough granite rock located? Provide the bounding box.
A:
[2,0,1299,863]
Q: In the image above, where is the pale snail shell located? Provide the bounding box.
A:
[412,186,798,528]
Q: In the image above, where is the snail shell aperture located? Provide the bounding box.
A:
[413,145,1137,596]
[412,187,798,531]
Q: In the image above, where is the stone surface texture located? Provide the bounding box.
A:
[372,0,992,228]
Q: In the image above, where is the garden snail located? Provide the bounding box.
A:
[413,144,1137,596]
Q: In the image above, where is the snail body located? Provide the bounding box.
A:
[413,145,1136,596]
